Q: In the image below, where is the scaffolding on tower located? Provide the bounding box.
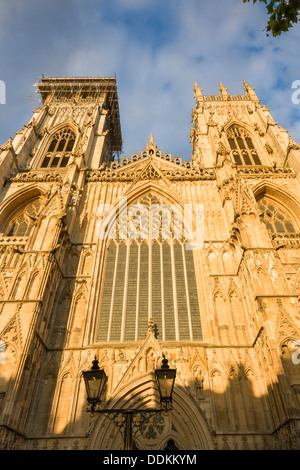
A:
[34,75,122,153]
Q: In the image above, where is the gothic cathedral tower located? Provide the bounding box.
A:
[0,77,299,450]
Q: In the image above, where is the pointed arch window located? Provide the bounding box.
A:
[258,197,297,234]
[97,193,203,343]
[227,126,261,166]
[4,200,41,237]
[41,128,76,168]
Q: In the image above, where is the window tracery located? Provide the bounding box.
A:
[258,197,297,234]
[41,128,76,168]
[227,126,261,166]
[98,193,202,343]
[5,200,41,237]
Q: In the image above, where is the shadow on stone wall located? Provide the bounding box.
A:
[1,352,300,450]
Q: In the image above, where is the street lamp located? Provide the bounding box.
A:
[155,355,176,411]
[82,354,176,450]
[82,356,107,410]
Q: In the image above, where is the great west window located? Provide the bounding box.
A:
[97,194,203,343]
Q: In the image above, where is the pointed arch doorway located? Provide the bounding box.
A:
[87,374,214,450]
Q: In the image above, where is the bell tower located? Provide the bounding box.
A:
[0,76,122,448]
[33,76,122,169]
[0,77,300,450]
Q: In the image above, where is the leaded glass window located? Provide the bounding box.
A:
[41,128,76,168]
[5,200,41,237]
[227,126,261,166]
[98,194,203,343]
[258,197,297,234]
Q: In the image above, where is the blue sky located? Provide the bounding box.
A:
[0,0,300,160]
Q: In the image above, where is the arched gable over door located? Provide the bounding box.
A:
[88,374,214,450]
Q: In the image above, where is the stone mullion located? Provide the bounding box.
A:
[135,243,141,341]
[181,181,193,339]
[107,243,119,342]
[181,244,193,341]
[148,241,152,325]
[170,241,180,341]
[120,242,130,342]
[160,242,165,341]
[137,243,149,340]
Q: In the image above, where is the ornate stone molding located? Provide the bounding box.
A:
[86,149,215,182]
[86,165,215,182]
[271,233,300,249]
[0,237,28,246]
[8,168,68,183]
[236,166,295,179]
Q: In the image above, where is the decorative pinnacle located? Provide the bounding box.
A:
[148,318,154,332]
[219,83,228,97]
[194,82,203,101]
[242,80,258,100]
[146,132,157,155]
[149,132,154,145]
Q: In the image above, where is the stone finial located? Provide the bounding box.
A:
[148,318,154,333]
[288,135,300,151]
[194,82,203,101]
[219,83,228,98]
[0,137,13,152]
[149,132,155,146]
[242,80,258,100]
[146,133,157,155]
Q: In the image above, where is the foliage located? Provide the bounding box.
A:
[243,0,300,36]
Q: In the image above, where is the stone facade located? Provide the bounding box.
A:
[0,76,300,450]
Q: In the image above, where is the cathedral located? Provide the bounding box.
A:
[0,76,300,450]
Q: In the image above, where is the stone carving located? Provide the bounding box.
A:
[0,77,299,451]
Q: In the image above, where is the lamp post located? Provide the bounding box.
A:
[82,355,176,450]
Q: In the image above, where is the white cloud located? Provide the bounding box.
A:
[0,0,300,158]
